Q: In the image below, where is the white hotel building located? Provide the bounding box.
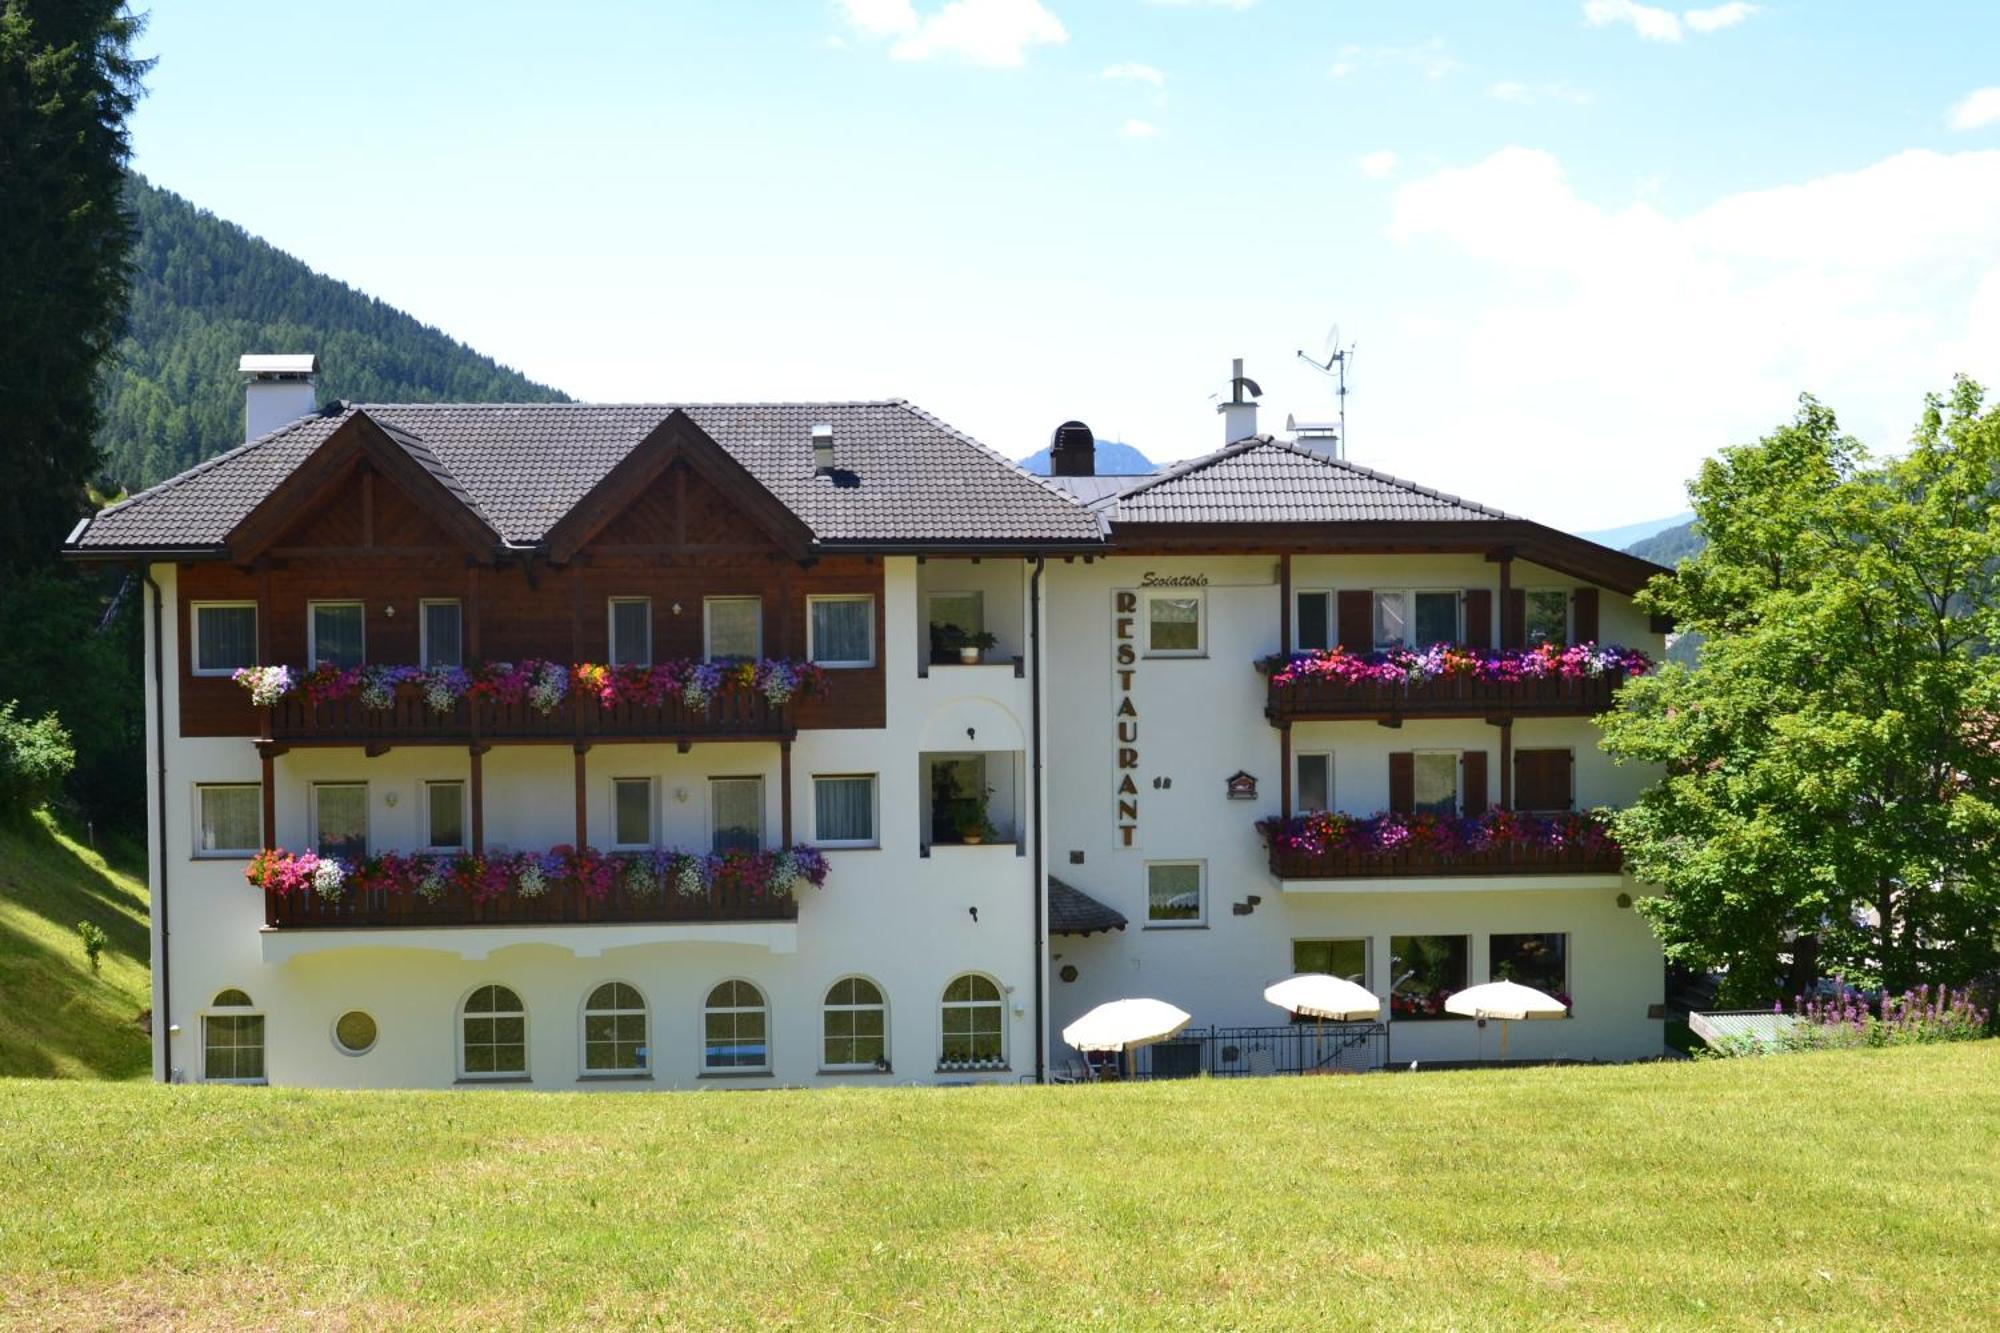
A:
[65,358,1670,1088]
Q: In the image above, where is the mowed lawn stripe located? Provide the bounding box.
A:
[2,1043,1996,1329]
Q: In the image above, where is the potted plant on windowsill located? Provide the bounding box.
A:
[954,786,1000,845]
[958,630,998,666]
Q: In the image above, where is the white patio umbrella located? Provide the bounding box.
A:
[1444,980,1568,1059]
[1062,998,1192,1078]
[1264,974,1382,1074]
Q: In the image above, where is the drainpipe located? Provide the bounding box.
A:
[142,566,172,1083]
[1029,555,1047,1083]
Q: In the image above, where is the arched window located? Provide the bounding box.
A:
[822,976,888,1071]
[703,980,769,1072]
[940,973,1005,1070]
[460,984,527,1079]
[204,989,264,1083]
[583,981,649,1074]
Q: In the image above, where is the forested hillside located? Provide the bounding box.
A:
[96,175,569,489]
[1626,518,1703,565]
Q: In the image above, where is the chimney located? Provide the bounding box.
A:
[1286,413,1344,461]
[240,354,318,443]
[1217,356,1260,445]
[811,422,835,475]
[1049,420,1096,477]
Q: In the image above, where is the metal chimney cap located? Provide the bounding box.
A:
[239,354,318,378]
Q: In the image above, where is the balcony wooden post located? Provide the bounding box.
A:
[1279,723,1293,821]
[261,749,275,849]
[469,744,486,854]
[780,739,793,845]
[1499,720,1514,809]
[573,745,588,848]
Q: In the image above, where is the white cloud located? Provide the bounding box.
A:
[1143,0,1254,8]
[1358,150,1399,179]
[1330,37,1460,80]
[836,0,1066,68]
[1489,80,1594,106]
[1950,87,2000,132]
[1582,1,1758,42]
[1376,145,2000,525]
[1102,62,1166,87]
[1121,119,1160,139]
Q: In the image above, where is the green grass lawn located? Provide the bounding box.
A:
[0,811,151,1079]
[2,1044,1996,1330]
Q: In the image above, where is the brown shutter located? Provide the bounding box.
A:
[1572,587,1600,645]
[1461,750,1488,817]
[1337,590,1373,652]
[1463,589,1492,648]
[1514,749,1575,812]
[1388,751,1415,815]
[1501,589,1527,649]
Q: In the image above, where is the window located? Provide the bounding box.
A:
[613,777,654,849]
[1295,591,1331,652]
[195,784,261,856]
[927,754,989,845]
[813,775,877,847]
[583,981,649,1074]
[1146,861,1205,927]
[709,778,763,853]
[423,780,466,851]
[609,597,652,667]
[460,984,527,1078]
[1143,590,1203,656]
[192,603,257,676]
[1491,933,1569,1002]
[1390,935,1469,1020]
[1295,753,1333,814]
[308,601,365,667]
[1413,752,1459,816]
[1374,591,1459,650]
[703,979,769,1071]
[822,976,888,1070]
[1524,589,1569,645]
[809,595,875,667]
[704,596,762,662]
[203,989,264,1082]
[1514,749,1574,813]
[927,591,984,663]
[333,1011,377,1056]
[311,783,367,862]
[420,599,463,668]
[1293,938,1369,986]
[940,973,1005,1069]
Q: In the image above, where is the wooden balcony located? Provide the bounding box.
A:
[1264,670,1628,725]
[265,684,793,748]
[264,878,799,930]
[1268,839,1623,881]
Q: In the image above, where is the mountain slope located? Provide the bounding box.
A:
[1627,519,1704,565]
[1577,511,1694,549]
[96,175,570,489]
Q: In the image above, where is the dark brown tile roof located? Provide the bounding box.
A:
[1109,436,1518,525]
[72,401,1102,551]
[1049,876,1128,936]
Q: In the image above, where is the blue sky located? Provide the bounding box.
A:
[127,2,2000,528]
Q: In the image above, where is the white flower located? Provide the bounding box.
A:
[312,858,345,902]
[673,859,705,899]
[516,857,548,899]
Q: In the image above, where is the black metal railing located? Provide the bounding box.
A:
[1072,1023,1391,1080]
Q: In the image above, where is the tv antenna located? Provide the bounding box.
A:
[1297,325,1355,453]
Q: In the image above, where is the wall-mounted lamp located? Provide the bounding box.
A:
[383,604,395,618]
[383,791,399,808]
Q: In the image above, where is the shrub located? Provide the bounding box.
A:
[0,700,75,815]
[77,921,107,975]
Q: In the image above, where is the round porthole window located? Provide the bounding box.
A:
[333,1010,378,1055]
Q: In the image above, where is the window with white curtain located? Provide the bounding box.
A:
[609,597,652,667]
[813,775,877,846]
[613,777,654,849]
[195,784,261,856]
[424,780,465,850]
[808,595,874,667]
[1295,753,1333,814]
[710,777,763,853]
[1413,752,1459,816]
[704,596,763,661]
[312,783,368,862]
[192,603,257,675]
[420,600,463,668]
[308,601,365,667]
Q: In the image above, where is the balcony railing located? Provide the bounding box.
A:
[264,878,799,930]
[267,684,793,746]
[1267,839,1623,880]
[1265,669,1630,723]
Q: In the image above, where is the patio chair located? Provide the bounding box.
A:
[1049,1053,1094,1084]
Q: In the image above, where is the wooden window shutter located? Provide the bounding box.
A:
[1337,590,1373,652]
[1514,749,1574,812]
[1460,751,1488,817]
[1463,589,1492,648]
[1572,587,1600,645]
[1501,589,1527,649]
[1388,751,1415,815]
